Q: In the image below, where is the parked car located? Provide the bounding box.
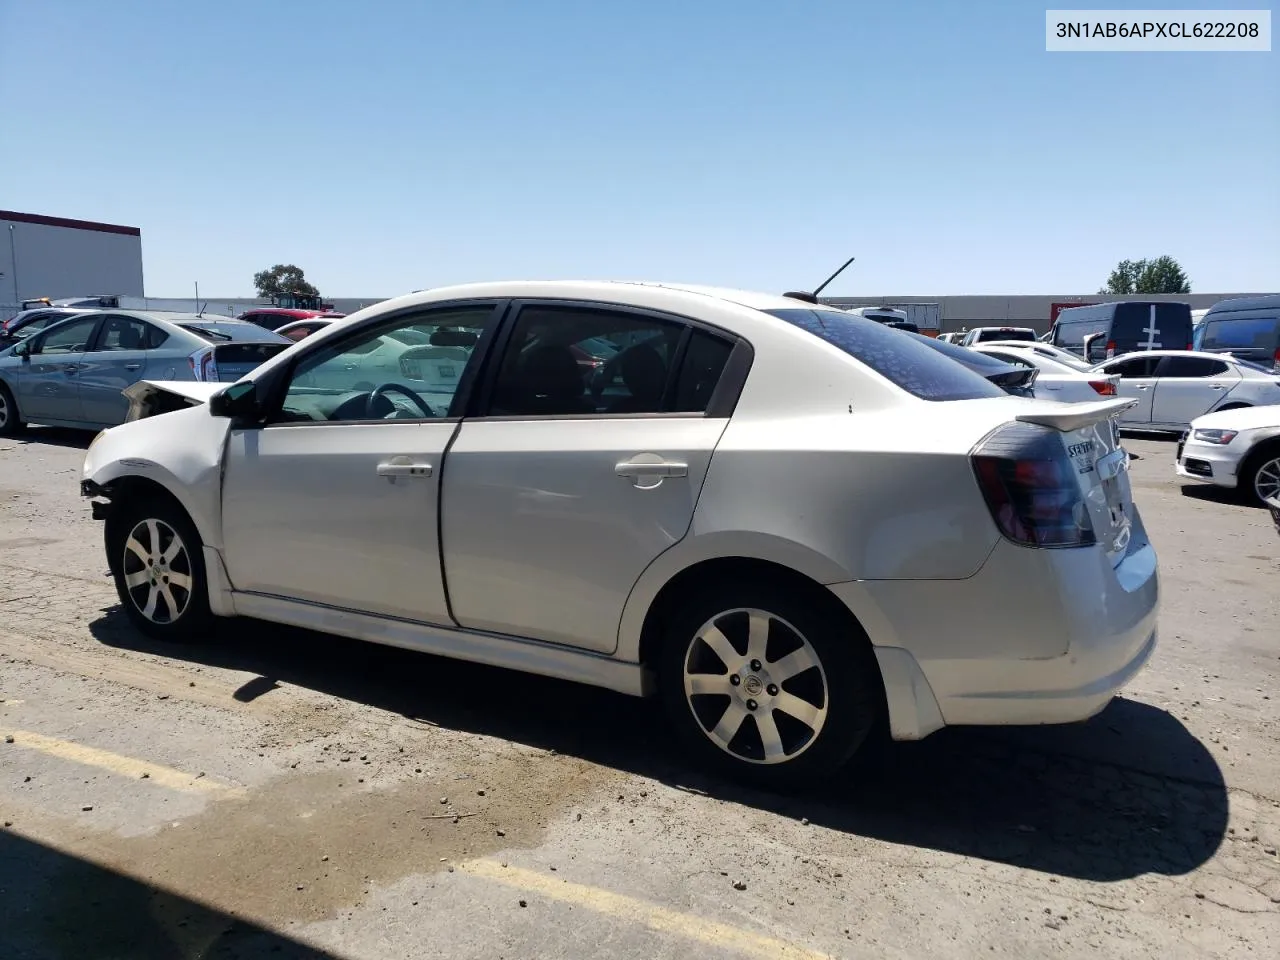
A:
[1091,350,1280,434]
[911,331,1038,396]
[239,307,346,330]
[81,281,1155,787]
[1052,301,1194,362]
[960,326,1038,346]
[1193,295,1280,373]
[0,311,292,435]
[0,307,90,348]
[275,317,339,342]
[1175,405,1280,506]
[979,340,1094,372]
[935,332,963,344]
[971,345,1119,402]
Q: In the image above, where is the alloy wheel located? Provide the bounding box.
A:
[120,518,194,624]
[1255,455,1280,504]
[683,608,829,765]
[0,392,8,429]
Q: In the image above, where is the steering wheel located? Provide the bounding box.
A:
[366,383,435,419]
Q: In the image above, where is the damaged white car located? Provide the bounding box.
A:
[82,282,1158,786]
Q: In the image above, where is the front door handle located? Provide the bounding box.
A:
[376,458,433,479]
[616,458,688,482]
[124,362,142,371]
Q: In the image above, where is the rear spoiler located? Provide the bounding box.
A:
[1014,397,1136,432]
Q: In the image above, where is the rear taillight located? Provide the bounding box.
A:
[189,348,217,382]
[1105,340,1116,359]
[1089,380,1117,396]
[1273,346,1280,372]
[971,423,1096,548]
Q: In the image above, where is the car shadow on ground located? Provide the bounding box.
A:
[1179,483,1267,509]
[90,611,1227,884]
[9,426,95,450]
[0,829,337,959]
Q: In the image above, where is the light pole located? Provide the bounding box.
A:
[7,224,17,305]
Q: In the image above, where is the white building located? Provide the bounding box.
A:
[0,210,144,314]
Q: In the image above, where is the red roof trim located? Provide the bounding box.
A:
[0,210,141,237]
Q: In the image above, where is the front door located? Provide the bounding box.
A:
[220,302,499,624]
[1100,355,1160,425]
[18,314,101,423]
[1150,355,1241,427]
[442,301,738,653]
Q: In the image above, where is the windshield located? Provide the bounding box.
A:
[764,309,1006,401]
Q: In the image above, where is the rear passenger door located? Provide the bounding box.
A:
[441,300,744,653]
[77,314,165,426]
[1097,355,1160,424]
[1150,355,1240,427]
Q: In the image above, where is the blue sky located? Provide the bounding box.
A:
[1,0,1276,296]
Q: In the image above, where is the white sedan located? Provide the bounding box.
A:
[981,340,1094,372]
[1175,404,1280,505]
[80,282,1157,787]
[1092,350,1280,432]
[970,344,1121,403]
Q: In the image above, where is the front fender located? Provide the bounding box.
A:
[82,404,231,548]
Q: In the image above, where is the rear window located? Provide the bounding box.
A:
[1110,303,1192,348]
[765,309,1005,401]
[979,328,1035,342]
[1200,315,1280,351]
[182,323,291,344]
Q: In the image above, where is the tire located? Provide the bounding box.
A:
[1240,441,1280,507]
[0,382,25,437]
[107,495,214,641]
[657,578,882,789]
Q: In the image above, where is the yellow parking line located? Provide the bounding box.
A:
[460,859,833,960]
[4,730,232,795]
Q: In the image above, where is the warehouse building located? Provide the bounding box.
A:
[0,210,144,314]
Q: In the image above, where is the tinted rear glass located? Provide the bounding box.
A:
[765,309,1005,401]
[1110,303,1192,349]
[183,323,291,344]
[1200,315,1280,351]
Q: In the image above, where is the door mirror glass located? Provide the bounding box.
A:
[12,340,29,359]
[210,381,260,420]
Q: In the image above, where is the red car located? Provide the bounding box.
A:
[237,308,345,329]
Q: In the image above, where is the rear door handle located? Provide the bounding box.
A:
[616,459,688,478]
[376,459,433,479]
[124,362,143,371]
[63,363,80,375]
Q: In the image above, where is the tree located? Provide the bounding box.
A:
[253,264,320,301]
[1100,256,1191,295]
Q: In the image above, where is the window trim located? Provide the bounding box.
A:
[254,299,507,428]
[464,298,750,422]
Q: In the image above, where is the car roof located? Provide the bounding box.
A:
[1205,294,1280,314]
[1104,349,1244,362]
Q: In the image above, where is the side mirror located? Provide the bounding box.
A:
[12,340,31,360]
[209,380,260,420]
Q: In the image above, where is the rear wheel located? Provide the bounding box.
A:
[0,383,25,436]
[657,578,882,789]
[107,497,213,640]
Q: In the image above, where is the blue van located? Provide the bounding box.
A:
[1194,295,1280,372]
[1051,301,1194,362]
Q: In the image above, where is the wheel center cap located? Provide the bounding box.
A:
[743,675,764,697]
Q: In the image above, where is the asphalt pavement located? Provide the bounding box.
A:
[1,427,1277,959]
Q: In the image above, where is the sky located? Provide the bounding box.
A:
[1,0,1276,298]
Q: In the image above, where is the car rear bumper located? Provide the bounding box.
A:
[1175,436,1244,488]
[829,524,1159,735]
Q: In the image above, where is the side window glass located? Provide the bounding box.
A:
[1107,357,1154,378]
[145,324,170,349]
[672,330,734,413]
[275,305,493,423]
[1159,357,1227,378]
[96,315,151,351]
[487,306,683,417]
[33,317,99,355]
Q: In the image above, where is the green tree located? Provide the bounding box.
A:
[253,264,320,301]
[1100,256,1191,295]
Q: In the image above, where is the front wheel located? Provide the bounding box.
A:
[107,497,214,640]
[657,579,882,789]
[1241,443,1280,507]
